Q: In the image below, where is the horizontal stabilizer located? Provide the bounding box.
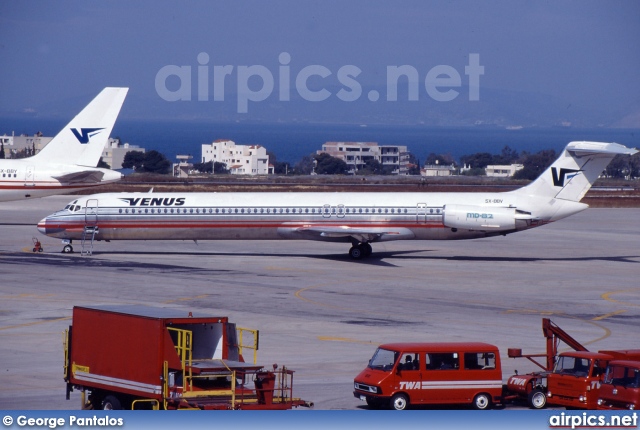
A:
[52,170,105,184]
[566,141,638,156]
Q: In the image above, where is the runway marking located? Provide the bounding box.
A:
[318,336,377,345]
[0,293,56,299]
[502,309,611,348]
[162,294,210,304]
[265,266,317,273]
[592,310,627,321]
[0,316,71,331]
[601,289,640,307]
[294,284,362,312]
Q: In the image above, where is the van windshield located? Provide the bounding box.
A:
[368,348,399,371]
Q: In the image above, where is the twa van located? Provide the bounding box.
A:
[353,343,503,410]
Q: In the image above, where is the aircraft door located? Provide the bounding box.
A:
[416,203,427,224]
[85,199,99,226]
[323,204,345,218]
[26,166,35,186]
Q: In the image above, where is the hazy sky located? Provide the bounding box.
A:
[1,1,639,123]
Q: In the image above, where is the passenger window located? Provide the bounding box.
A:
[426,353,459,370]
[464,352,496,370]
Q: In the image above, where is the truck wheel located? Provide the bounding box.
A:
[390,393,409,410]
[102,395,122,410]
[63,245,73,253]
[473,393,491,410]
[528,389,547,409]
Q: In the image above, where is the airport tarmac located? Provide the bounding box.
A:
[0,195,639,410]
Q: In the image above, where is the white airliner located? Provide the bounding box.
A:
[38,141,636,258]
[0,87,128,202]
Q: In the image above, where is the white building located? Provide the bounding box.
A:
[317,141,412,175]
[421,164,456,177]
[173,155,193,178]
[101,138,146,169]
[0,132,52,158]
[201,139,270,175]
[485,164,524,177]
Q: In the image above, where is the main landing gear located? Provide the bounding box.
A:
[349,242,372,260]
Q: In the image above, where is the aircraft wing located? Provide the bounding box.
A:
[291,225,416,243]
[52,170,105,184]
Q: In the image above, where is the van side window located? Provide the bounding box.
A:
[398,353,420,371]
[464,352,496,370]
[426,353,459,370]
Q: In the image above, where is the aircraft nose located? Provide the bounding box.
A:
[37,218,48,235]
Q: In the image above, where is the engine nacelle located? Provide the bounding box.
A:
[443,204,517,232]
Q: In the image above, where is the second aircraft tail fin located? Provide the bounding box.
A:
[33,87,128,166]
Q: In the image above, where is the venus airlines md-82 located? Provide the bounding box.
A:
[38,140,636,258]
[0,87,128,202]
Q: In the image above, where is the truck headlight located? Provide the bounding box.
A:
[579,396,586,402]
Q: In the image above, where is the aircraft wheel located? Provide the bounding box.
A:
[362,243,372,257]
[32,248,37,252]
[38,248,43,252]
[349,246,363,260]
[62,245,74,254]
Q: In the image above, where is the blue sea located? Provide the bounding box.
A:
[2,118,639,165]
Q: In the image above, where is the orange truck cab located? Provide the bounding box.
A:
[547,350,640,409]
[353,342,503,410]
[598,360,640,410]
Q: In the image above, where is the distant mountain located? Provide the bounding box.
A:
[2,86,638,129]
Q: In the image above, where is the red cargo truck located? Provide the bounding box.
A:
[506,318,640,409]
[598,360,640,410]
[64,305,312,410]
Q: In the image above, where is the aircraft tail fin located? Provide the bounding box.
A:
[517,141,637,202]
[33,87,128,166]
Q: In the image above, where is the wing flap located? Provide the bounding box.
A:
[278,225,415,243]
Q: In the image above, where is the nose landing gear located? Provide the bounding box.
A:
[61,240,74,253]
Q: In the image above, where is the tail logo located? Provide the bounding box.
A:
[71,128,105,144]
[551,167,582,187]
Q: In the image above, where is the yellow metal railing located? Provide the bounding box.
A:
[237,327,259,364]
[131,399,159,410]
[63,329,69,379]
[167,327,193,391]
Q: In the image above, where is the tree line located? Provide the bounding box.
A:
[109,145,639,180]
